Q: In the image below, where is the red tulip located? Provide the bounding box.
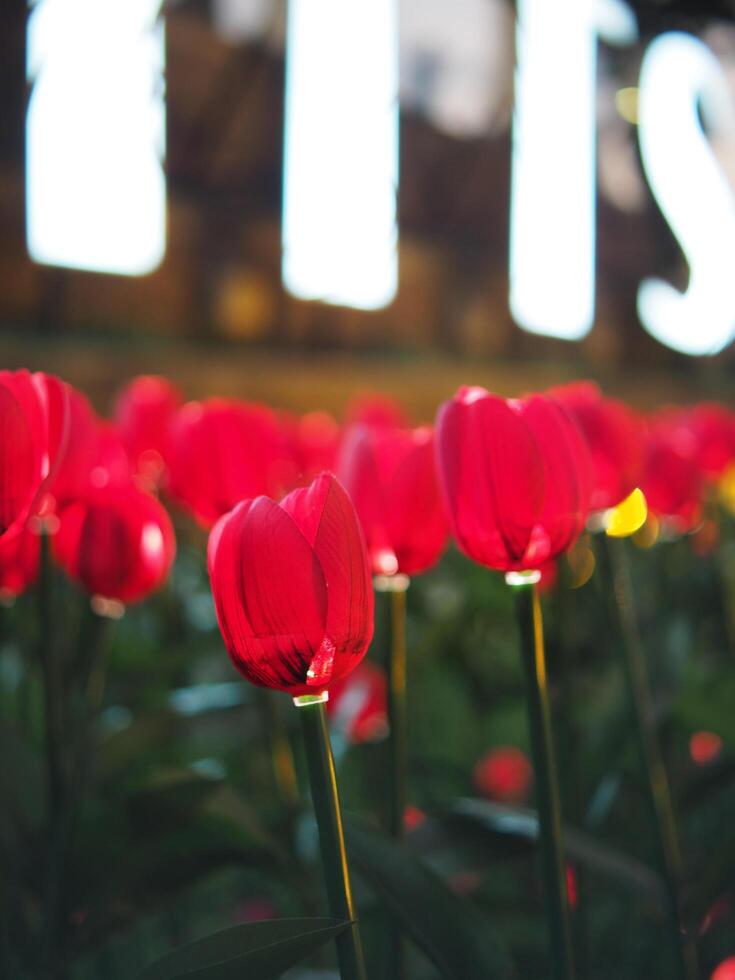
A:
[49,387,131,503]
[473,746,533,804]
[346,394,409,431]
[114,375,182,488]
[208,472,373,697]
[550,382,645,511]
[435,387,592,573]
[685,403,735,482]
[168,399,293,528]
[289,411,341,484]
[54,485,176,603]
[0,370,69,543]
[641,412,703,532]
[0,523,41,598]
[337,424,448,577]
[711,957,735,980]
[689,731,723,766]
[327,660,388,743]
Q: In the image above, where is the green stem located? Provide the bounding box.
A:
[296,697,367,980]
[510,574,575,980]
[37,530,70,979]
[601,536,697,980]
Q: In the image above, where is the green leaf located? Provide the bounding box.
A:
[345,818,516,980]
[438,799,664,905]
[138,917,351,980]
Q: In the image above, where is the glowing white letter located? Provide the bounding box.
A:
[637,32,735,356]
[282,0,399,310]
[509,0,597,340]
[26,0,166,276]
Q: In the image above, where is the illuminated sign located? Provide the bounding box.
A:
[26,0,166,276]
[281,0,399,310]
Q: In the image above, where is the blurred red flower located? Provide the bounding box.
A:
[688,403,735,481]
[54,485,176,603]
[641,411,703,532]
[435,387,592,572]
[346,394,409,431]
[327,660,388,743]
[551,382,645,511]
[208,472,373,697]
[168,399,293,528]
[711,956,735,980]
[690,731,723,766]
[473,746,533,804]
[284,410,341,485]
[48,387,131,503]
[0,523,41,599]
[114,375,182,489]
[0,369,69,543]
[338,424,448,577]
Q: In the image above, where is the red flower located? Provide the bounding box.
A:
[711,957,735,980]
[49,387,130,503]
[327,660,388,743]
[346,394,409,431]
[0,523,41,598]
[287,410,341,485]
[473,746,533,804]
[641,412,703,532]
[207,472,374,697]
[689,403,735,481]
[689,731,723,766]
[337,424,448,576]
[114,375,182,488]
[168,399,293,528]
[435,387,591,572]
[0,370,69,543]
[54,485,176,603]
[550,382,644,511]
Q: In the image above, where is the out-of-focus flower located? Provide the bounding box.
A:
[690,731,723,766]
[338,424,448,577]
[114,375,182,489]
[435,387,592,572]
[286,410,341,485]
[551,382,644,511]
[49,387,130,503]
[168,399,292,528]
[565,864,578,910]
[346,394,409,431]
[54,485,176,603]
[0,523,41,599]
[0,369,69,543]
[641,412,703,533]
[473,746,533,804]
[327,660,388,743]
[404,805,427,832]
[208,473,373,697]
[689,403,735,482]
[711,956,735,980]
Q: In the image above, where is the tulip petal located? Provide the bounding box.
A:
[0,382,38,538]
[281,473,373,684]
[436,390,544,569]
[210,496,328,692]
[519,395,592,565]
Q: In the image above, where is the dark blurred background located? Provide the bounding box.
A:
[1,0,735,415]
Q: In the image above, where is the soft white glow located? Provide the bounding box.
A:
[509,0,597,340]
[282,0,398,310]
[594,0,638,46]
[26,0,166,276]
[637,32,735,355]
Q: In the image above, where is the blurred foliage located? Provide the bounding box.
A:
[2,510,735,978]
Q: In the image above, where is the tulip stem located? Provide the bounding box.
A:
[509,572,575,980]
[296,695,367,980]
[375,575,410,980]
[601,536,698,980]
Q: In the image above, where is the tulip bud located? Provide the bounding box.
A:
[208,472,373,698]
[54,485,176,603]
